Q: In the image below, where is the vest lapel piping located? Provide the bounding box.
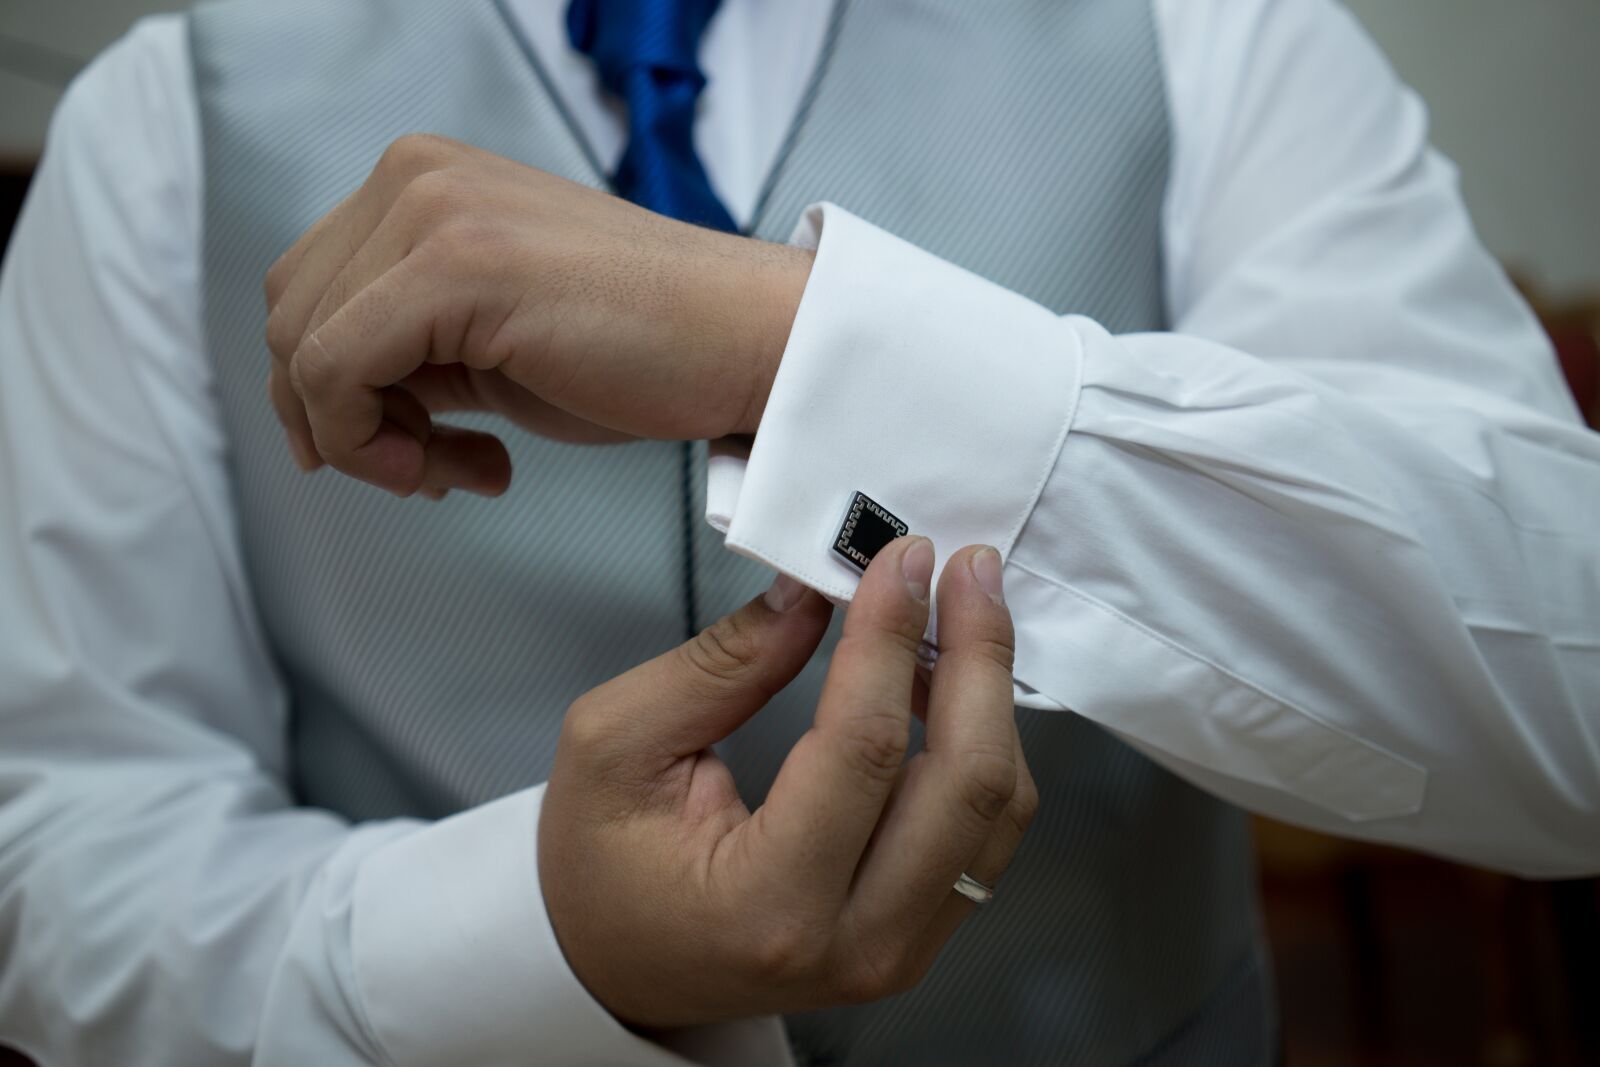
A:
[489,0,612,191]
[745,0,850,237]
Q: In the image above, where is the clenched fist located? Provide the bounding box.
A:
[263,133,812,496]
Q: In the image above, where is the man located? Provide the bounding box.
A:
[1,0,1597,1064]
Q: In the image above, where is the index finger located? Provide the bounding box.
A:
[263,137,462,467]
[289,257,472,494]
[744,536,934,903]
[840,545,1020,939]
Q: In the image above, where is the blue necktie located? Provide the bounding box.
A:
[567,0,738,232]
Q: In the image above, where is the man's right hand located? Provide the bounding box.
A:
[540,537,1037,1029]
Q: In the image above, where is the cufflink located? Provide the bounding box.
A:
[833,491,910,573]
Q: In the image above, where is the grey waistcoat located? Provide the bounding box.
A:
[190,1,1273,1063]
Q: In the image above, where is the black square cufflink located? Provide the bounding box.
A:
[832,491,910,573]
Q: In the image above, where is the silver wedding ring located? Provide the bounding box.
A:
[953,872,995,905]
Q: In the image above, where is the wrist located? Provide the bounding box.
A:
[725,239,813,436]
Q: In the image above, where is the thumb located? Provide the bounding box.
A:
[571,575,833,762]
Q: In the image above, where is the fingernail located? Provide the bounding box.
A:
[902,537,934,602]
[764,573,805,612]
[972,547,1004,605]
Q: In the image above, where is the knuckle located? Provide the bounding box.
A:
[835,629,924,676]
[840,606,925,661]
[836,949,910,1004]
[937,642,1016,690]
[887,624,929,660]
[264,305,298,360]
[968,634,1016,673]
[398,168,462,226]
[877,600,933,651]
[839,707,909,783]
[560,694,618,754]
[833,965,880,1005]
[1007,774,1041,837]
[306,278,348,339]
[747,920,824,986]
[263,257,289,308]
[380,132,455,176]
[288,335,337,395]
[680,613,760,685]
[420,217,500,272]
[955,748,1018,822]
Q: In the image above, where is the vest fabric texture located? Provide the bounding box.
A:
[190,1,1273,1062]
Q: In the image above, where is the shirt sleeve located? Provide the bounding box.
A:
[0,19,786,1067]
[708,0,1600,877]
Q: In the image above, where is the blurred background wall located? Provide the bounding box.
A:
[1344,0,1600,296]
[0,0,186,162]
[1,3,1597,1066]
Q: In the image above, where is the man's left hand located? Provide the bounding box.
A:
[263,134,812,497]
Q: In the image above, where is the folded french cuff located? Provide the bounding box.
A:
[350,787,693,1067]
[709,203,1079,644]
[710,204,1426,826]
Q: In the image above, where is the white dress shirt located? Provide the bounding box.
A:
[1,0,1596,1065]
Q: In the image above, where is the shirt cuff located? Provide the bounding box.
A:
[351,786,784,1067]
[705,207,1424,825]
[707,203,1078,644]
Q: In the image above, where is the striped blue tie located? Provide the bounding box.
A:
[567,0,739,232]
